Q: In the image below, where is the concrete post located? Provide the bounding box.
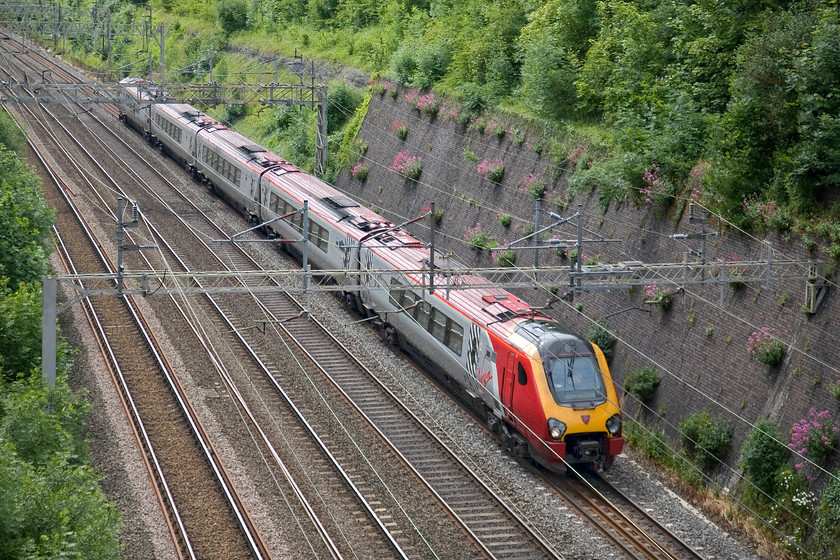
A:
[42,277,57,387]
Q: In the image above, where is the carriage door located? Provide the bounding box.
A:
[502,352,516,420]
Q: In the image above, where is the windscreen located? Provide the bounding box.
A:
[514,320,608,409]
[543,352,607,408]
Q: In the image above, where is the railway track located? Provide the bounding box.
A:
[1,36,270,560]
[2,34,565,559]
[1,29,710,560]
[579,471,705,560]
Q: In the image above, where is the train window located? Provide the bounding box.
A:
[389,280,403,307]
[544,354,606,406]
[402,289,417,311]
[414,301,432,330]
[517,363,528,386]
[431,309,446,342]
[446,322,463,355]
[269,192,280,214]
[308,221,329,252]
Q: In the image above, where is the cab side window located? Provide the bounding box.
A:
[517,363,528,386]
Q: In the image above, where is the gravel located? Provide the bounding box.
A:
[30,41,769,560]
[300,290,768,560]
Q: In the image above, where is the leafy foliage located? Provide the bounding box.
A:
[0,111,26,152]
[0,150,55,286]
[519,0,596,119]
[216,0,249,35]
[82,0,840,228]
[327,80,364,131]
[0,439,122,560]
[1,280,49,383]
[586,320,616,364]
[738,419,788,501]
[678,411,733,470]
[624,366,661,403]
[0,133,122,559]
[814,469,840,557]
[464,223,497,252]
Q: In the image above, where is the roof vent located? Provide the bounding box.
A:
[324,195,360,209]
[240,144,267,154]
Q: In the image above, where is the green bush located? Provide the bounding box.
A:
[0,111,25,152]
[0,151,55,286]
[624,366,661,403]
[499,214,512,228]
[327,81,364,131]
[216,0,249,35]
[814,469,840,557]
[586,320,616,364]
[624,417,671,463]
[678,411,733,469]
[457,82,486,113]
[738,419,787,501]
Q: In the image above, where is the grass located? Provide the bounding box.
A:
[624,423,794,560]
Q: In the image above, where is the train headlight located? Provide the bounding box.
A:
[547,418,567,441]
[606,414,621,435]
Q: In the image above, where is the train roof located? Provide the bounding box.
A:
[121,81,552,339]
[255,155,549,339]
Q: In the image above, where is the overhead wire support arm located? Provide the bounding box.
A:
[213,212,297,243]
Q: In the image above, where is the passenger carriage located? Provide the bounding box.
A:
[118,79,624,471]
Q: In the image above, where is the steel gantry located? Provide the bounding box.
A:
[41,200,829,385]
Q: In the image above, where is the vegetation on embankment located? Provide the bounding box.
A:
[53,0,840,253]
[22,1,840,556]
[0,110,123,558]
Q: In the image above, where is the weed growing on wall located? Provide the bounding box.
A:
[389,151,422,180]
[747,327,784,366]
[477,159,505,183]
[789,408,838,468]
[465,223,497,251]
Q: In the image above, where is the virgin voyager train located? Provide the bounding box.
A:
[119,78,624,470]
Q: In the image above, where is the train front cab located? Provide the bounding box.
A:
[505,320,623,471]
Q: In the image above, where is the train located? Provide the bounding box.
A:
[118,78,624,471]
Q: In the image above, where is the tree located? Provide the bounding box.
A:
[216,0,249,35]
[784,6,840,211]
[576,1,669,121]
[518,0,599,118]
[0,150,55,287]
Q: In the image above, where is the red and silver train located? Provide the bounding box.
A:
[119,78,624,471]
